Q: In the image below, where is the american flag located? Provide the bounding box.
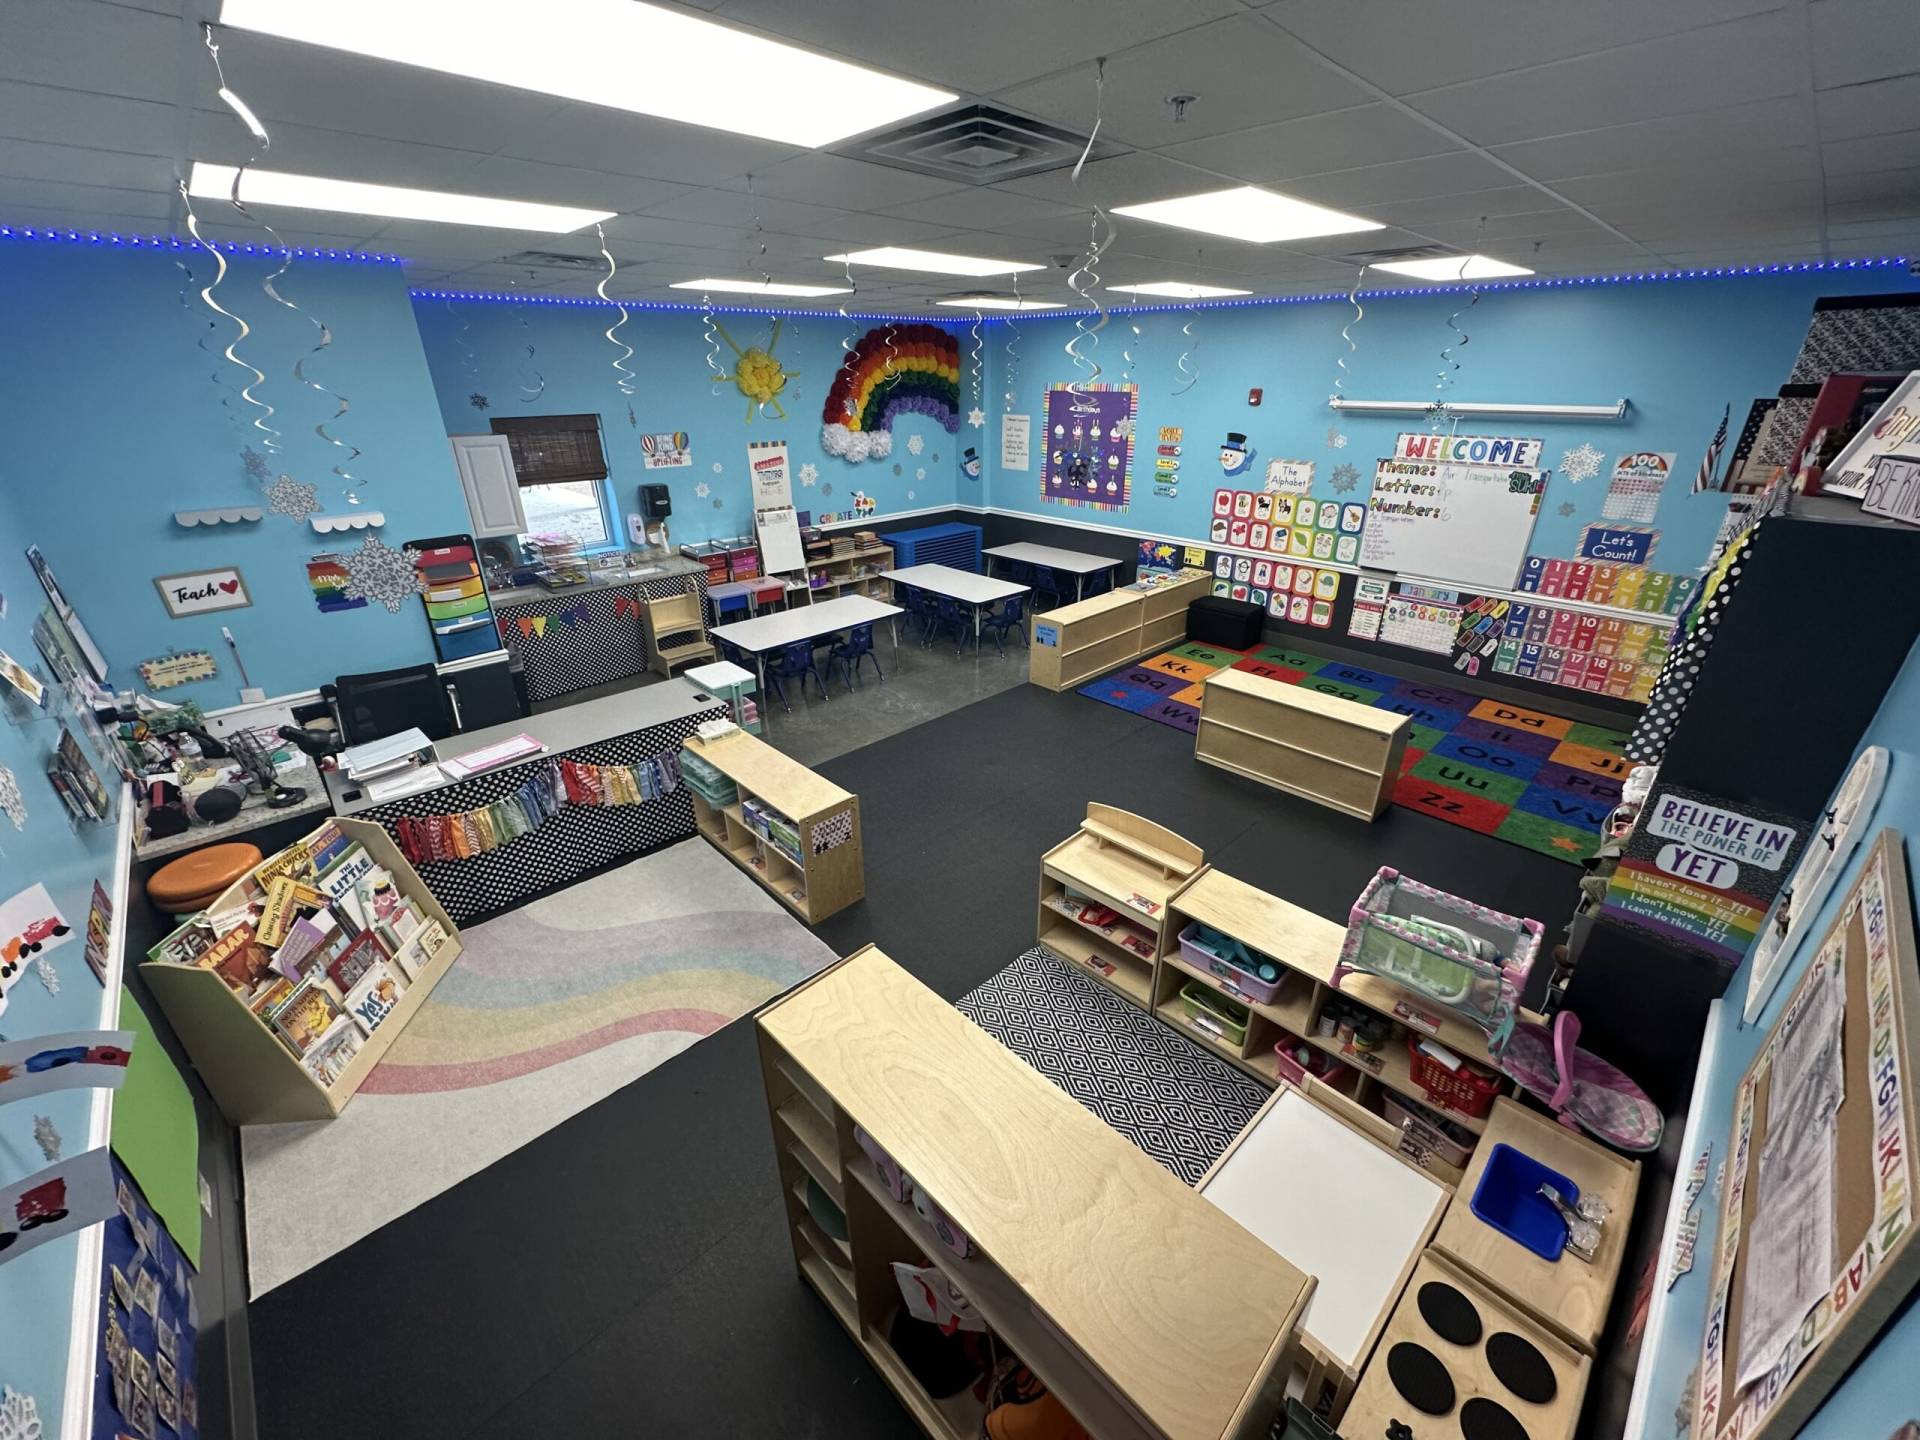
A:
[1695,402,1729,493]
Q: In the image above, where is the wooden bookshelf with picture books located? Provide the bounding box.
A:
[682,728,863,924]
[141,816,462,1125]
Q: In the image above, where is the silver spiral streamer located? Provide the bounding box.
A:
[182,179,277,453]
[1172,304,1199,396]
[1062,57,1112,409]
[837,255,859,417]
[1120,313,1140,387]
[594,224,636,397]
[969,308,984,413]
[177,256,240,433]
[1432,264,1479,432]
[1002,272,1024,408]
[702,291,724,395]
[446,298,478,383]
[514,274,546,404]
[252,206,363,499]
[1332,264,1369,403]
[883,319,898,381]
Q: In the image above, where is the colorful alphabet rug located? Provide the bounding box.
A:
[1078,641,1633,863]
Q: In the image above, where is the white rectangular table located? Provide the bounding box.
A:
[982,542,1121,600]
[880,563,1029,639]
[710,593,904,700]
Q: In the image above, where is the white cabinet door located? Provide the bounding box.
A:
[451,434,526,538]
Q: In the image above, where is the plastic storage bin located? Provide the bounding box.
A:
[1405,1032,1504,1118]
[1177,921,1288,1004]
[1382,1094,1476,1170]
[1178,980,1251,1047]
[1336,867,1542,1041]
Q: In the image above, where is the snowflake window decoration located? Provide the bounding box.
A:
[0,1385,42,1440]
[907,489,916,500]
[906,432,925,456]
[1329,462,1361,493]
[469,392,491,411]
[265,473,323,521]
[342,536,425,614]
[695,481,711,499]
[967,406,986,429]
[710,461,724,474]
[32,1113,60,1162]
[241,446,271,482]
[1559,442,1604,484]
[1326,427,1349,450]
[915,467,926,481]
[798,463,818,488]
[34,957,58,995]
[1558,500,1578,517]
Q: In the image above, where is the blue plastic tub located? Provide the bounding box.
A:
[1470,1142,1581,1261]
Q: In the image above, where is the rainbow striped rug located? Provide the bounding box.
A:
[241,838,836,1296]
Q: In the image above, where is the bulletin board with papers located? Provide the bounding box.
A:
[1694,829,1920,1440]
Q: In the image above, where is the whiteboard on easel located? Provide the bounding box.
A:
[755,505,806,576]
[1361,446,1548,592]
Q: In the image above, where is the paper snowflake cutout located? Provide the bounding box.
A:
[265,473,322,521]
[907,489,917,500]
[967,406,986,429]
[906,432,925,456]
[695,481,711,499]
[34,957,58,995]
[798,463,818,487]
[0,1385,42,1440]
[820,483,834,497]
[1326,427,1348,450]
[0,764,25,830]
[241,446,271,482]
[1329,462,1360,493]
[915,467,926,481]
[469,392,490,411]
[892,463,903,477]
[341,536,424,614]
[1558,500,1578,517]
[710,461,724,474]
[712,498,723,509]
[1559,442,1604,484]
[32,1113,60,1162]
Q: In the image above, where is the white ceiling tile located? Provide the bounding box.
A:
[1816,74,1920,140]
[1406,12,1806,147]
[724,153,963,209]
[1808,0,1920,88]
[1823,131,1920,176]
[0,175,172,218]
[991,150,1225,209]
[0,79,178,156]
[187,112,494,191]
[643,189,858,240]
[1282,151,1517,210]
[877,187,1083,232]
[1490,98,1814,182]
[0,0,185,104]
[992,17,1372,149]
[1261,0,1786,97]
[712,0,1240,95]
[465,156,692,213]
[0,137,171,192]
[1348,184,1569,229]
[1155,105,1460,185]
[1825,166,1920,207]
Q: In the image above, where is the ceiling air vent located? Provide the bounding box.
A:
[839,103,1122,184]
[500,249,605,271]
[1336,243,1457,266]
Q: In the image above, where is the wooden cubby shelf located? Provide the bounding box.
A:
[1194,669,1410,820]
[1027,569,1211,691]
[804,543,895,600]
[684,730,864,924]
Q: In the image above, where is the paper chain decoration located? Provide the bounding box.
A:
[821,324,960,463]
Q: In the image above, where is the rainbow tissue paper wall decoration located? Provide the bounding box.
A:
[821,324,961,462]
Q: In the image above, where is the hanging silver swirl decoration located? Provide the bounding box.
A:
[837,254,859,417]
[1003,271,1024,409]
[176,255,240,433]
[1172,302,1199,396]
[1431,258,1479,432]
[702,290,724,395]
[1062,57,1112,411]
[969,308,984,413]
[447,297,478,383]
[594,223,636,397]
[515,272,546,404]
[1336,263,1367,401]
[253,197,363,501]
[1120,311,1141,387]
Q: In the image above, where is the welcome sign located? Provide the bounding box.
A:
[1394,432,1543,466]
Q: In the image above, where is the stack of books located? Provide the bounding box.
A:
[147,820,449,1087]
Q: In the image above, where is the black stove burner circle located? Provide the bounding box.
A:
[1386,1341,1456,1416]
[1486,1331,1557,1405]
[1460,1396,1531,1440]
[1417,1280,1483,1347]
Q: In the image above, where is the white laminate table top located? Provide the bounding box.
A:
[879,563,1028,605]
[709,594,904,652]
[982,542,1121,574]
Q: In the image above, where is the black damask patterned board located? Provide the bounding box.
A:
[358,702,725,924]
[1788,296,1920,384]
[496,574,712,701]
[958,946,1270,1185]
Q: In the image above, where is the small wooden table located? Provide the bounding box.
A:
[983,541,1120,600]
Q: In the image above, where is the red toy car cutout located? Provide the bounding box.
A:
[0,1177,70,1252]
[2,914,71,984]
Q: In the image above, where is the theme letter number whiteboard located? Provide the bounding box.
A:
[1361,435,1548,591]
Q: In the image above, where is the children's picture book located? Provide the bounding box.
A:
[344,960,405,1037]
[272,981,342,1056]
[197,920,256,976]
[303,1020,363,1087]
[272,914,331,980]
[316,845,376,904]
[307,819,353,872]
[249,975,295,1021]
[327,930,390,994]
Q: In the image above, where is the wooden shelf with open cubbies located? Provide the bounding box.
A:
[1026,569,1210,692]
[683,729,863,924]
[1155,868,1519,1171]
[1036,804,1204,1009]
[803,543,895,601]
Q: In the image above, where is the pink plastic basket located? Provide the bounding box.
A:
[1178,920,1286,1005]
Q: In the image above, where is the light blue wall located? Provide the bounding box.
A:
[0,482,131,1435]
[981,269,1920,580]
[0,244,468,708]
[409,298,968,546]
[1634,629,1920,1438]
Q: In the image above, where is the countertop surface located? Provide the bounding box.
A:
[487,552,705,608]
[134,759,332,861]
[325,678,722,816]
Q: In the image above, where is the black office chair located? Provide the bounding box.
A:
[326,665,456,747]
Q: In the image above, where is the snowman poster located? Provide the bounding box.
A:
[1041,382,1137,513]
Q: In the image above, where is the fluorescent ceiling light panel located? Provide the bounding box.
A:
[188,162,610,232]
[1369,254,1534,281]
[1109,281,1251,298]
[1111,186,1381,244]
[219,0,954,148]
[935,297,1065,311]
[671,278,851,298]
[826,247,1044,277]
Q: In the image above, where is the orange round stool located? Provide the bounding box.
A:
[147,842,263,916]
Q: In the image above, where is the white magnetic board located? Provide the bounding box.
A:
[755,505,805,575]
[1361,456,1547,592]
[1200,1088,1446,1370]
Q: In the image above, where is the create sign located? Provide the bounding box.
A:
[1577,524,1659,565]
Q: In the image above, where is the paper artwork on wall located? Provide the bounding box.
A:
[137,651,218,692]
[0,1029,135,1106]
[640,431,691,469]
[1041,384,1135,512]
[2,882,73,1002]
[1001,413,1031,472]
[0,766,25,830]
[0,649,44,707]
[306,554,365,613]
[1263,459,1313,494]
[747,439,793,510]
[172,507,263,528]
[0,1146,116,1267]
[1601,451,1674,522]
[152,568,251,619]
[265,472,324,522]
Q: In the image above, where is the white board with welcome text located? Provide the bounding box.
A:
[1361,454,1548,592]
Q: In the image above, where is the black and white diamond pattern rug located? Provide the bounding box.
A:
[960,947,1270,1185]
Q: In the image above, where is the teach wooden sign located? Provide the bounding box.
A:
[153,567,251,618]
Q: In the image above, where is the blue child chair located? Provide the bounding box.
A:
[827,624,883,691]
[764,640,830,712]
[1031,565,1067,612]
[927,595,974,654]
[982,594,1028,656]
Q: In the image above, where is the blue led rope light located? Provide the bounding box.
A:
[0,225,402,262]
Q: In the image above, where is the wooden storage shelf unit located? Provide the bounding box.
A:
[1155,868,1516,1157]
[805,543,895,600]
[684,729,864,923]
[1027,569,1211,691]
[1038,803,1204,1009]
[639,583,715,678]
[1194,668,1409,820]
[757,945,1313,1440]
